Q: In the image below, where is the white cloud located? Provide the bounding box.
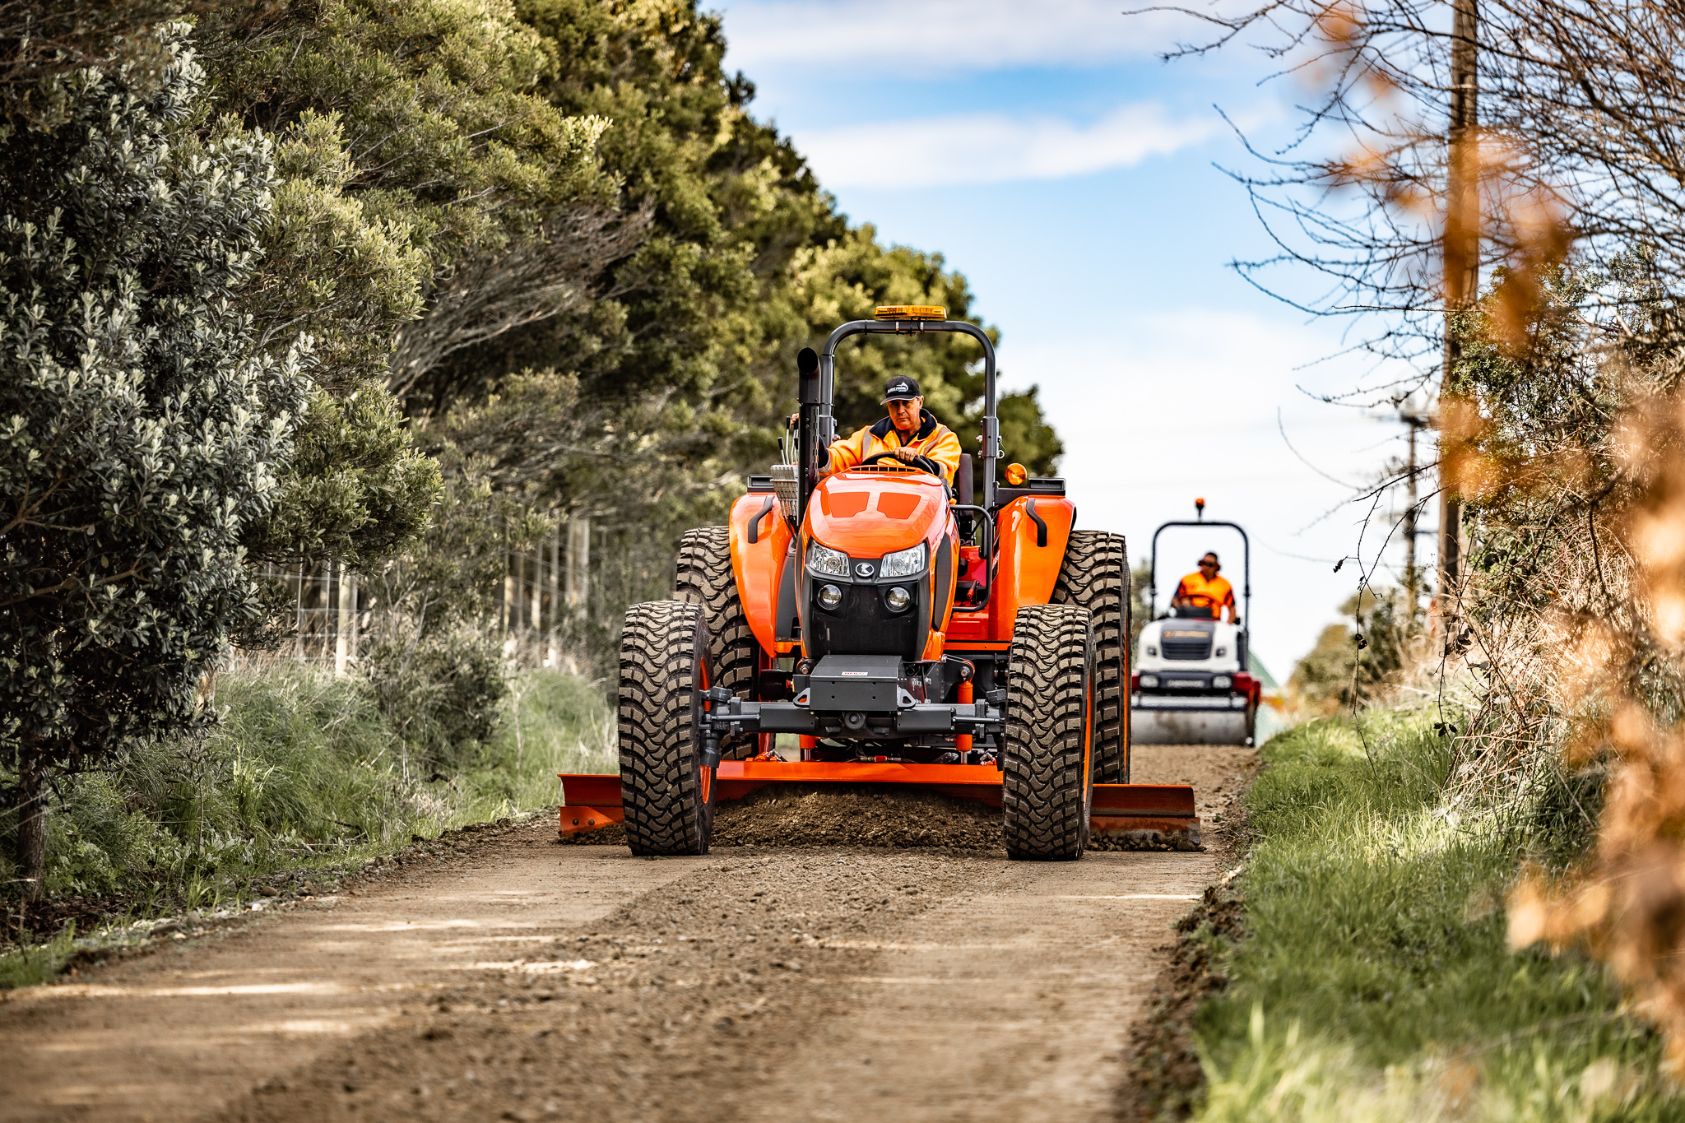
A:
[796,103,1221,188]
[718,0,1217,73]
[998,311,1420,675]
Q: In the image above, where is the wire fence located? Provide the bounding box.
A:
[258,515,602,676]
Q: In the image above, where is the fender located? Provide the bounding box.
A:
[729,492,790,658]
[990,495,1075,641]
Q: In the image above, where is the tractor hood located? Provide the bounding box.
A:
[805,469,947,557]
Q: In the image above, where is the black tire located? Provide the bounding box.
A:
[675,526,760,758]
[618,600,715,856]
[1053,530,1130,783]
[1002,605,1094,861]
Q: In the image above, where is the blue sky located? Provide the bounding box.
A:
[712,0,1432,677]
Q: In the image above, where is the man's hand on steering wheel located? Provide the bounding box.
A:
[862,449,940,475]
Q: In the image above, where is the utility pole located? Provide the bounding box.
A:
[1400,409,1432,625]
[1437,0,1479,631]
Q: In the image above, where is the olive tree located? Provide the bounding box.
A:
[0,26,306,896]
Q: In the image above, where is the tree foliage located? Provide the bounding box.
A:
[1288,588,1412,716]
[0,25,307,886]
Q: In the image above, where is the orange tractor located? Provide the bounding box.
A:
[560,306,1198,858]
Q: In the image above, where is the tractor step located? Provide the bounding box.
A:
[557,760,1199,846]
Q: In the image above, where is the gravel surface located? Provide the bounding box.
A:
[0,742,1255,1123]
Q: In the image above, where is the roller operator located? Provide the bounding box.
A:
[1172,552,1238,624]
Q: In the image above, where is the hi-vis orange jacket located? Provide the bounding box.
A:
[824,409,963,486]
[1173,571,1236,620]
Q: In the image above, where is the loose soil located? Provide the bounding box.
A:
[0,742,1254,1123]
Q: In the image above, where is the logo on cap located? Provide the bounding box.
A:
[888,382,910,395]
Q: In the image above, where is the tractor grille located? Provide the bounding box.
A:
[1161,635,1213,661]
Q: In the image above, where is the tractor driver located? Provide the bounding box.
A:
[1172,552,1238,623]
[817,375,963,487]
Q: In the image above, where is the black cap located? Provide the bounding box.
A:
[882,375,922,402]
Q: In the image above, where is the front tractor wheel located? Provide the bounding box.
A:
[618,600,715,856]
[1002,605,1095,861]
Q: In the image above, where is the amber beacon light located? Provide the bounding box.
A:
[873,305,947,321]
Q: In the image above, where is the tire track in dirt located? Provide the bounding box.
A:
[0,828,706,1123]
[0,742,1254,1123]
[217,850,991,1123]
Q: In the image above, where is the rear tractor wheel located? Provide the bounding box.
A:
[1002,605,1095,861]
[676,526,763,759]
[618,600,715,856]
[1053,530,1130,784]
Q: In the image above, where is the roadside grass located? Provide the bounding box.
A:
[0,663,611,977]
[0,925,77,989]
[1194,713,1685,1122]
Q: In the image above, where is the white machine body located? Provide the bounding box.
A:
[1132,614,1259,745]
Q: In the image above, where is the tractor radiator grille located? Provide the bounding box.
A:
[1162,636,1213,661]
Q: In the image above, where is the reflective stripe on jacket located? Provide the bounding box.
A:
[824,409,962,486]
[1173,572,1236,618]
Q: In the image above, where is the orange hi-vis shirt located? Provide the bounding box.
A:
[1174,571,1236,619]
[824,409,962,486]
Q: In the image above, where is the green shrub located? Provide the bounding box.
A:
[361,625,509,775]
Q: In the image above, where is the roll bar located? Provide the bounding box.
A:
[794,319,999,524]
[1148,504,1251,666]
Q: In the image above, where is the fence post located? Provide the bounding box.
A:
[502,551,515,636]
[546,522,562,666]
[566,514,590,618]
[335,561,355,677]
[294,562,306,660]
[529,534,543,634]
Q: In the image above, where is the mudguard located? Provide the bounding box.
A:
[728,491,790,658]
[989,495,1075,640]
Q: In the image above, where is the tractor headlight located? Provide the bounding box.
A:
[1212,674,1232,689]
[807,542,850,578]
[817,584,844,610]
[879,543,927,578]
[1140,674,1160,688]
[885,586,911,612]
[1145,645,1157,657]
[1215,645,1228,658]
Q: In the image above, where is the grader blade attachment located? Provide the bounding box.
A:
[558,761,1200,847]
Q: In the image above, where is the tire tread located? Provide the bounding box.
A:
[618,600,712,855]
[675,526,759,757]
[1002,604,1093,860]
[1053,530,1130,783]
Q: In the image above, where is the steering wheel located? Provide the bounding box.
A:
[862,450,940,475]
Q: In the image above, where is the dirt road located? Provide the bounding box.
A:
[0,743,1254,1123]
